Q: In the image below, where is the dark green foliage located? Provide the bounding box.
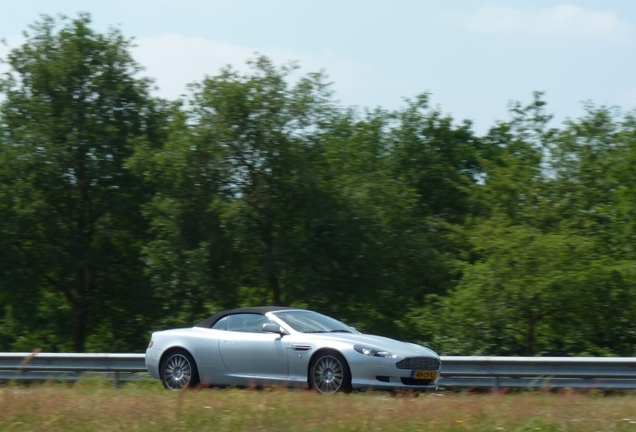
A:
[0,14,166,352]
[1,15,635,355]
[424,97,636,356]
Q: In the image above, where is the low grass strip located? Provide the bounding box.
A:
[2,382,636,431]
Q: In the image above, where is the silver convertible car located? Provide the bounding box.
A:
[145,307,441,393]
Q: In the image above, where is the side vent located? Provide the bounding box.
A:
[291,344,312,351]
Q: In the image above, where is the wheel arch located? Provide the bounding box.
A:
[160,345,193,364]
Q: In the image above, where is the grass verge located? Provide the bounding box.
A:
[2,382,636,431]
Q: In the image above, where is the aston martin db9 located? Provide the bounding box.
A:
[145,306,440,393]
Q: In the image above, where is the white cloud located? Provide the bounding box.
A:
[131,33,253,97]
[132,33,373,101]
[2,32,373,104]
[464,4,634,42]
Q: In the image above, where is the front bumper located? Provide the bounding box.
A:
[348,359,440,391]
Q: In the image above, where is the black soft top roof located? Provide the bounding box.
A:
[194,306,298,328]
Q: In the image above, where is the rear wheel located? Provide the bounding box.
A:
[160,349,199,390]
[309,351,352,394]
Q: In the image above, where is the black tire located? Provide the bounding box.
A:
[309,351,352,394]
[160,349,200,390]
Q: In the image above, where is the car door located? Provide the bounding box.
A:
[218,313,289,378]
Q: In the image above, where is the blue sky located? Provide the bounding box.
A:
[2,1,635,134]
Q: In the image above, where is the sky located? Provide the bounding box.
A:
[1,1,635,135]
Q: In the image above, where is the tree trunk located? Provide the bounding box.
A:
[525,321,535,356]
[269,273,283,306]
[73,269,86,352]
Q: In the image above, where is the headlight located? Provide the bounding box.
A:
[354,344,397,358]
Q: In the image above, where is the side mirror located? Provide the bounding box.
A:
[262,322,288,335]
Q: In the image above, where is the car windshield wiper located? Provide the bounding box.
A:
[329,330,352,333]
[303,330,328,333]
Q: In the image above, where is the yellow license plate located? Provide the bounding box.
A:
[411,370,436,379]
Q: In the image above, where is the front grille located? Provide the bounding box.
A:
[400,378,434,386]
[396,357,440,370]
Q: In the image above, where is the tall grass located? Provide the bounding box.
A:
[2,382,636,431]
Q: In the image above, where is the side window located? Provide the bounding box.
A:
[211,316,227,330]
[226,313,273,333]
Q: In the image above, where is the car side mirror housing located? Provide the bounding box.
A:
[262,322,288,335]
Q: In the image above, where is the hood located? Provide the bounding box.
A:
[307,332,438,357]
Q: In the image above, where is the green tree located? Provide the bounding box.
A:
[134,57,451,337]
[425,98,636,356]
[391,94,484,224]
[429,221,599,355]
[290,107,432,334]
[132,57,338,326]
[0,14,166,351]
[548,105,636,355]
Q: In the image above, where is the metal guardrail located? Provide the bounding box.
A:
[0,353,148,387]
[2,353,636,390]
[439,356,636,390]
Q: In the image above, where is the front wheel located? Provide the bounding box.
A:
[309,352,352,394]
[160,349,199,390]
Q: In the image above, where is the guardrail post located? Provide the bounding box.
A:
[113,371,120,389]
[493,377,500,392]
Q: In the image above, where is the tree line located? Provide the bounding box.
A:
[1,14,635,355]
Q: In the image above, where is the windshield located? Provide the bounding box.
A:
[273,311,355,334]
